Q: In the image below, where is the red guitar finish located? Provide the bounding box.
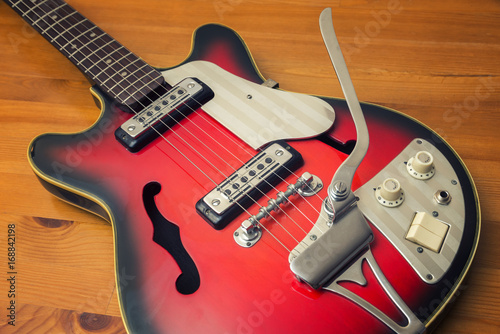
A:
[5,1,479,333]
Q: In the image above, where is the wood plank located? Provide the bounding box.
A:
[0,304,125,333]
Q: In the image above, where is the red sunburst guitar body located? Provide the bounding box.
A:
[6,1,479,333]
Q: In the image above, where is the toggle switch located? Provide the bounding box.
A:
[375,178,404,207]
[407,151,435,179]
[406,212,449,253]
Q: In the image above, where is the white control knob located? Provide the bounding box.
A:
[375,178,404,207]
[407,151,435,179]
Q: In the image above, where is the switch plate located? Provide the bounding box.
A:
[406,212,449,252]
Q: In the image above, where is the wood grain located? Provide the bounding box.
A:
[0,0,499,332]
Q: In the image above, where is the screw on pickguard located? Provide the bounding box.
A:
[143,182,200,294]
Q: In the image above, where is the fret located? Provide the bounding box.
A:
[93,57,143,98]
[115,67,167,101]
[10,0,26,9]
[49,13,80,42]
[32,3,65,27]
[4,0,167,111]
[94,45,128,84]
[117,68,164,99]
[89,35,123,63]
[64,29,102,53]
[21,0,46,18]
[90,47,128,88]
[103,53,142,86]
[10,0,19,9]
[108,64,150,93]
[57,15,96,54]
[119,82,168,107]
[125,72,166,98]
[47,14,84,44]
[75,36,115,65]
[52,23,81,50]
[99,68,140,99]
[120,66,159,94]
[84,41,126,74]
[84,57,114,80]
[109,62,150,92]
[61,34,102,61]
[59,29,102,55]
[11,1,39,23]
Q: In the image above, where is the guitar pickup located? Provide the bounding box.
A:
[115,78,214,152]
[196,141,303,230]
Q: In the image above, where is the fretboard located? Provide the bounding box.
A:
[5,0,167,111]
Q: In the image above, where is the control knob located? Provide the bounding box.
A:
[407,151,435,179]
[375,178,404,207]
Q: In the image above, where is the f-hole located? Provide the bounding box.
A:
[143,182,200,295]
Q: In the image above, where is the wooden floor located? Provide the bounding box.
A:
[0,0,499,333]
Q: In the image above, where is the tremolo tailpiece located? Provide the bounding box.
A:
[289,8,425,334]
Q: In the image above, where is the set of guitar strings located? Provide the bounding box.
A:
[11,0,329,254]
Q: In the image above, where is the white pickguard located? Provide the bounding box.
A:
[162,61,335,149]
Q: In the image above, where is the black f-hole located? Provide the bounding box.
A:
[143,182,200,295]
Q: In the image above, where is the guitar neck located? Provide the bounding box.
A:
[4,0,167,111]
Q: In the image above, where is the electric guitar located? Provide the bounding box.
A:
[4,1,480,333]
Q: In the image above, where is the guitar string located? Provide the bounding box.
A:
[141,109,308,240]
[24,0,327,249]
[20,0,325,222]
[133,92,320,237]
[18,0,312,251]
[58,0,324,243]
[155,86,325,226]
[19,1,261,208]
[18,0,331,251]
[17,0,295,252]
[13,1,222,196]
[32,0,332,251]
[183,96,325,220]
[114,68,327,238]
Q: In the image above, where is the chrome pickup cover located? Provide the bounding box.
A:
[196,141,303,230]
[120,78,203,138]
[115,77,214,152]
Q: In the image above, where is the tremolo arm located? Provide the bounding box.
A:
[289,7,371,289]
[289,9,425,334]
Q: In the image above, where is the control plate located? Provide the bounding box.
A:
[355,139,465,284]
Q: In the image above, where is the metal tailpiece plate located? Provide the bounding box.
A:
[289,204,373,289]
[324,249,425,334]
